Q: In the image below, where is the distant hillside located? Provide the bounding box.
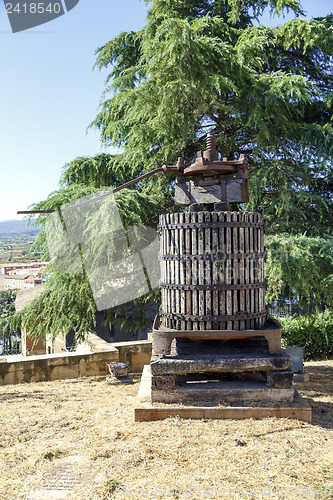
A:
[0,219,39,235]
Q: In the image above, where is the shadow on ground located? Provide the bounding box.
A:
[296,363,333,429]
[0,391,45,402]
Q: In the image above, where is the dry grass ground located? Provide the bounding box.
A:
[0,361,332,500]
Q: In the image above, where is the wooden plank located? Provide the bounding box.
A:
[170,213,175,329]
[249,212,254,329]
[211,211,219,329]
[174,213,180,328]
[239,213,245,330]
[253,212,260,328]
[221,180,227,202]
[244,212,250,329]
[191,212,199,331]
[259,215,266,327]
[218,211,226,330]
[185,211,192,330]
[189,182,223,204]
[135,404,312,423]
[159,215,165,328]
[174,179,247,206]
[178,212,186,331]
[205,211,212,329]
[232,212,239,330]
[198,211,205,330]
[163,215,167,328]
[174,179,190,206]
[226,212,233,330]
[254,213,259,328]
[226,179,243,202]
[165,214,171,329]
[259,213,265,328]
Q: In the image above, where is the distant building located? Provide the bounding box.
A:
[1,262,47,291]
[4,274,42,290]
[7,268,40,276]
[0,262,48,275]
[22,275,43,289]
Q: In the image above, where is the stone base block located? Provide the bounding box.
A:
[151,374,176,390]
[267,370,294,389]
[151,369,294,392]
[293,372,310,383]
[150,350,292,376]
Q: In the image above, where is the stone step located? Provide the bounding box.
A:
[135,367,312,423]
[151,379,295,405]
[150,349,292,376]
[152,369,294,390]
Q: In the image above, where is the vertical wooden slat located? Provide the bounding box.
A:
[191,212,198,331]
[211,211,219,329]
[178,212,186,331]
[205,211,212,330]
[263,213,266,328]
[253,213,258,328]
[232,212,239,330]
[239,212,245,330]
[169,213,175,329]
[174,213,180,330]
[161,215,166,328]
[226,211,233,330]
[165,213,170,328]
[243,212,250,329]
[259,212,265,328]
[249,212,254,329]
[169,214,173,329]
[198,211,205,330]
[185,211,192,330]
[218,211,226,330]
[159,216,164,327]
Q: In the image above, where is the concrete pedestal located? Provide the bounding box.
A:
[135,366,312,423]
[150,337,294,404]
[138,318,312,423]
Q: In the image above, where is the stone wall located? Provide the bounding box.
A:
[113,340,153,373]
[0,340,152,386]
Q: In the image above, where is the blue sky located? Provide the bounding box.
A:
[0,0,331,221]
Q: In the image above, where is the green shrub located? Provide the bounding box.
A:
[280,309,333,359]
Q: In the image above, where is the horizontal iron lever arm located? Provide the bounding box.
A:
[17,167,165,214]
